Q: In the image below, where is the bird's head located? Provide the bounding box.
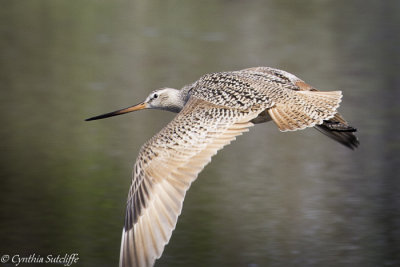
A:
[85,87,184,121]
[144,88,184,112]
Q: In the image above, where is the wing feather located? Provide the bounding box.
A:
[119,97,261,267]
[241,67,358,148]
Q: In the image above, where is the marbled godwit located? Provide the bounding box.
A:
[86,67,359,267]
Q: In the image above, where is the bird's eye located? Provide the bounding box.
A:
[153,93,158,99]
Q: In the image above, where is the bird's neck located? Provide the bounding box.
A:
[165,88,188,113]
[176,83,194,109]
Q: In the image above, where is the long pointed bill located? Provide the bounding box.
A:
[85,102,148,121]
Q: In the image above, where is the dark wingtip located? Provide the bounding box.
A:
[315,124,360,150]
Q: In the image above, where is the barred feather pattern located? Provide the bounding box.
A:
[119,97,262,267]
[118,66,359,267]
[191,69,342,132]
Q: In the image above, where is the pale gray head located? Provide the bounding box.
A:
[144,87,184,113]
[85,87,185,121]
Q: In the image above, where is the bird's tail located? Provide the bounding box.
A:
[314,113,359,149]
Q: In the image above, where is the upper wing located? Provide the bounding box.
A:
[241,67,359,148]
[119,97,262,267]
[192,68,342,132]
[240,66,316,91]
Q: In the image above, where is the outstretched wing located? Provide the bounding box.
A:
[241,67,359,148]
[119,97,262,267]
[193,68,342,132]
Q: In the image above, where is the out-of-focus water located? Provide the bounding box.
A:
[1,1,399,266]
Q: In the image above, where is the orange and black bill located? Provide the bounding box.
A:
[85,102,147,121]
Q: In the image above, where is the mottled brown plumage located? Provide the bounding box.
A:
[85,66,359,267]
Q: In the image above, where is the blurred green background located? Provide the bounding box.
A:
[1,0,399,266]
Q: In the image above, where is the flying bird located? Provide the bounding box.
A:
[86,67,359,267]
